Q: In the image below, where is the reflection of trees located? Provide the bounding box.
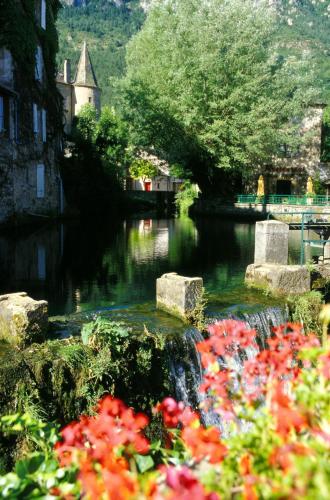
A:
[168,217,198,267]
[0,217,258,316]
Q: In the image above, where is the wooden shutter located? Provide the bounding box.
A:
[37,164,45,198]
[0,96,3,131]
[35,46,42,81]
[41,0,46,29]
[42,109,47,142]
[33,103,39,134]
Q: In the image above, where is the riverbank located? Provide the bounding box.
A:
[192,196,330,221]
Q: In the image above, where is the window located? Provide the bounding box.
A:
[88,97,92,103]
[41,0,46,29]
[35,46,43,81]
[37,164,45,198]
[0,94,10,137]
[42,108,47,142]
[0,48,13,85]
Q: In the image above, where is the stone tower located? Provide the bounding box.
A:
[74,41,101,117]
[56,41,101,134]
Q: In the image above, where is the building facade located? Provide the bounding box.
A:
[56,42,101,135]
[0,0,64,225]
[127,153,184,193]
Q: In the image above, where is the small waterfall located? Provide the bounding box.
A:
[167,329,222,428]
[167,306,287,427]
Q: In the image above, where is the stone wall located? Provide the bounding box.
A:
[0,1,63,225]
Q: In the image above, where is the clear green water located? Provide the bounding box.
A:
[0,216,305,326]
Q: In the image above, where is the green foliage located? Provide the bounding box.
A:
[129,158,158,181]
[322,105,330,162]
[61,104,128,213]
[287,290,324,336]
[175,181,199,217]
[122,0,316,187]
[81,317,130,349]
[0,413,77,499]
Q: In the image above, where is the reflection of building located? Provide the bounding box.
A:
[127,153,184,193]
[130,219,170,262]
[257,105,330,195]
[56,42,101,134]
[0,0,64,224]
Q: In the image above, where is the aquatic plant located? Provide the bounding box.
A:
[1,315,330,498]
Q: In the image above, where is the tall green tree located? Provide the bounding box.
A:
[122,0,317,190]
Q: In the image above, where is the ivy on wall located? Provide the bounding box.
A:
[0,0,63,135]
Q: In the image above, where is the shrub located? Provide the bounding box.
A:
[1,319,330,498]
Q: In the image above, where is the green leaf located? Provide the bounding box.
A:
[135,454,154,473]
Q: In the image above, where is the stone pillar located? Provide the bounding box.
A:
[156,273,203,321]
[0,292,48,346]
[323,237,330,263]
[254,220,289,265]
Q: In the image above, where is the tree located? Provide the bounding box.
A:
[61,105,128,214]
[122,0,317,190]
[129,158,158,182]
[95,106,129,183]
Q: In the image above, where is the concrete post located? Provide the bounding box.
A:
[254,220,289,265]
[156,273,203,320]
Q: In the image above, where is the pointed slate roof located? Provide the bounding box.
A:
[74,41,99,88]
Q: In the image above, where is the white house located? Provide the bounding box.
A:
[127,153,184,193]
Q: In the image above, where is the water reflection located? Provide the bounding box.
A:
[0,217,282,317]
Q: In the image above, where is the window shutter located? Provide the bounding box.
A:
[37,164,45,198]
[33,103,39,134]
[42,109,47,142]
[0,96,4,131]
[41,0,46,29]
[35,46,42,81]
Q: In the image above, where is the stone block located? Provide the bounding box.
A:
[254,220,289,265]
[0,292,48,346]
[245,264,310,295]
[156,273,203,320]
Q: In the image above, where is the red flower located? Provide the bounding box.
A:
[154,466,220,500]
[319,351,330,379]
[271,384,307,439]
[55,396,150,499]
[182,425,227,464]
[155,398,199,428]
[269,443,312,471]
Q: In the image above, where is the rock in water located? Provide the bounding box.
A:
[0,292,48,346]
[156,273,203,321]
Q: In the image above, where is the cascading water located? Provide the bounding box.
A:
[167,328,222,428]
[167,306,287,428]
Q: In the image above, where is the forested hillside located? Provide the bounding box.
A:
[276,0,330,102]
[57,0,145,105]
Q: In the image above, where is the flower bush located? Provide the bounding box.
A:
[1,319,330,499]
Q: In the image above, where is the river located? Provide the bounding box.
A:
[0,216,305,322]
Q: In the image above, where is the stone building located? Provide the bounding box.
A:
[56,42,101,135]
[257,105,330,195]
[0,0,64,225]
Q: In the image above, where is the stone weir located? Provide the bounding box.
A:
[245,220,330,295]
